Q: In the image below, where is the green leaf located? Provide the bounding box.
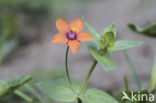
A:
[89,48,117,71]
[80,88,119,103]
[104,52,113,59]
[149,57,156,91]
[108,40,143,51]
[0,76,32,97]
[8,75,32,89]
[0,80,9,97]
[82,18,100,50]
[102,24,116,37]
[100,32,116,49]
[0,40,18,64]
[128,23,156,38]
[87,41,99,50]
[36,78,82,103]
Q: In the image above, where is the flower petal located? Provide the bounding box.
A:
[77,32,93,42]
[71,18,84,33]
[56,18,70,33]
[52,33,68,44]
[68,40,80,54]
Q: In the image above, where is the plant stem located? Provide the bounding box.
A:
[124,76,129,91]
[24,84,44,102]
[80,60,97,94]
[14,90,33,103]
[123,50,142,90]
[65,46,72,86]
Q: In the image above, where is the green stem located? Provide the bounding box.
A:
[123,50,142,90]
[14,90,33,103]
[124,76,129,91]
[65,46,72,86]
[24,84,44,102]
[80,60,97,94]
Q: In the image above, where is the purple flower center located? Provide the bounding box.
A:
[66,30,77,40]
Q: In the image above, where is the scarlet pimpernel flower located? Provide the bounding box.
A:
[52,18,93,54]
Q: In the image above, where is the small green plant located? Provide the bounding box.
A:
[0,68,65,103]
[0,18,156,103]
[36,18,143,103]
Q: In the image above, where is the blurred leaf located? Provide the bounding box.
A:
[83,18,100,50]
[104,52,113,59]
[8,76,32,91]
[36,78,81,103]
[108,40,143,51]
[80,88,119,103]
[0,80,10,97]
[102,24,116,38]
[88,48,117,71]
[0,13,18,42]
[9,73,44,103]
[128,23,156,38]
[19,69,64,102]
[26,69,65,102]
[123,50,142,90]
[0,45,3,64]
[0,13,18,64]
[149,57,156,91]
[0,76,32,98]
[100,32,116,49]
[0,0,23,6]
[29,69,65,86]
[0,40,17,64]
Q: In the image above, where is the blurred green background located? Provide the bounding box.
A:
[0,0,72,63]
[0,0,156,102]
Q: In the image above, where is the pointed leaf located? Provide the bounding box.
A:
[80,88,119,103]
[8,75,32,89]
[0,76,32,97]
[108,40,142,51]
[89,48,117,71]
[82,19,100,50]
[102,24,116,37]
[87,41,99,50]
[128,23,156,38]
[36,78,81,103]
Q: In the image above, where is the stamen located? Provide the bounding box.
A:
[72,28,78,32]
[66,30,77,40]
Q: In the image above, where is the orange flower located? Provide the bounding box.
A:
[52,18,93,54]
